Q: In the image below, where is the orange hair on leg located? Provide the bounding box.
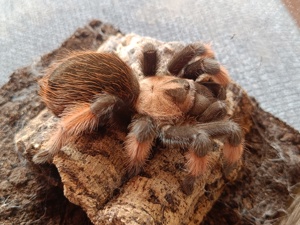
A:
[33,103,100,163]
[33,125,68,163]
[61,103,100,136]
[125,134,153,174]
[211,65,231,87]
[185,151,210,176]
[222,141,244,164]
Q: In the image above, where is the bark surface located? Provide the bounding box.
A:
[15,33,253,225]
[1,21,299,225]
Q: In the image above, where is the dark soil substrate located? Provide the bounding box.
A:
[0,20,299,225]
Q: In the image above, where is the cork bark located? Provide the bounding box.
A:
[2,20,299,225]
[14,33,253,225]
[15,85,252,225]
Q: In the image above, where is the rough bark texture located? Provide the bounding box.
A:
[202,99,300,225]
[1,21,299,225]
[14,34,252,225]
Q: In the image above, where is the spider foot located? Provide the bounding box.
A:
[183,59,230,86]
[222,161,239,179]
[32,126,67,164]
[197,100,227,123]
[221,142,243,179]
[32,149,53,164]
[185,151,210,177]
[125,115,156,177]
[222,142,244,164]
[181,175,196,195]
[204,82,226,100]
[125,134,153,176]
[126,164,143,179]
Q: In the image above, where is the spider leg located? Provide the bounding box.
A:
[167,43,214,75]
[196,100,227,123]
[188,93,212,116]
[90,94,132,128]
[33,94,124,163]
[183,58,230,86]
[125,115,157,175]
[200,82,226,100]
[141,43,158,76]
[188,82,217,115]
[196,121,244,164]
[32,125,67,164]
[188,83,227,121]
[160,124,215,176]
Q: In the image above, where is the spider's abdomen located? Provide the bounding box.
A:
[39,52,140,116]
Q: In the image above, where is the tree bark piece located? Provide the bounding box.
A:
[16,85,250,225]
[15,34,253,224]
[3,21,299,225]
[95,151,224,225]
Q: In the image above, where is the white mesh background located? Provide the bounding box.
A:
[0,0,299,130]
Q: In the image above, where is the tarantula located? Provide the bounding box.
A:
[33,42,243,177]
